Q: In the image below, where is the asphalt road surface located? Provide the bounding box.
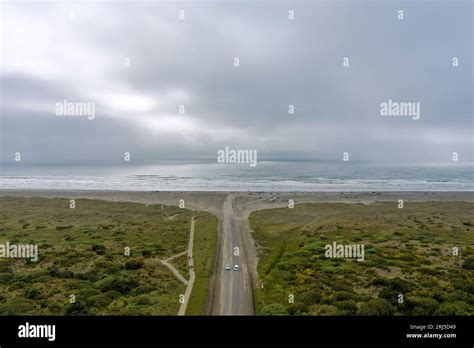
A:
[219,194,253,315]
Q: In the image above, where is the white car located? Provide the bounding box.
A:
[233,264,239,271]
[225,264,231,271]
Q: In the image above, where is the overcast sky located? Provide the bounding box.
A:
[0,0,472,164]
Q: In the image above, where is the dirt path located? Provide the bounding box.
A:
[165,250,188,260]
[160,259,188,285]
[159,217,195,315]
[160,250,189,285]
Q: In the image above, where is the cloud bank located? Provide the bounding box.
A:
[1,1,472,164]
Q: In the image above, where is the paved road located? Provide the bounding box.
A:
[219,194,252,315]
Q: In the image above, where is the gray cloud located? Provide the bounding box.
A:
[1,1,472,165]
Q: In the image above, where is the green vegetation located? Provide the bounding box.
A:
[186,214,218,315]
[0,196,217,315]
[250,202,474,316]
[169,253,189,279]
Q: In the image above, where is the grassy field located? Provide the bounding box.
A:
[0,196,217,315]
[169,253,189,280]
[250,202,474,316]
[185,214,218,315]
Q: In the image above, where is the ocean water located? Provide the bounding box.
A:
[0,161,472,192]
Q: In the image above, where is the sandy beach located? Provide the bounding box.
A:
[1,189,472,213]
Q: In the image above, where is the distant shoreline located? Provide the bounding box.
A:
[1,161,472,192]
[1,189,472,216]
